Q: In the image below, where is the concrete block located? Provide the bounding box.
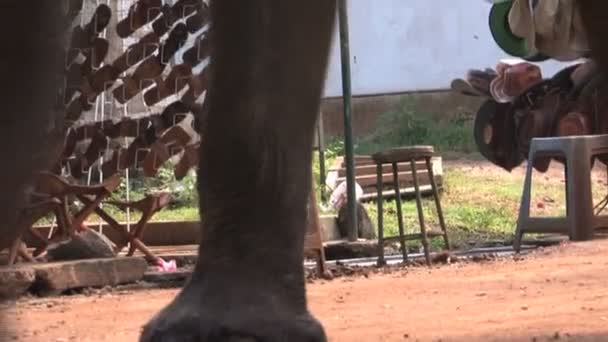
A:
[324,239,380,260]
[0,265,35,299]
[31,257,147,295]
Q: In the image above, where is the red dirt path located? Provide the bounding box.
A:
[3,240,608,341]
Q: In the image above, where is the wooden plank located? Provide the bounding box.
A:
[333,161,428,177]
[351,174,442,192]
[330,156,426,169]
[359,176,443,195]
[380,231,446,243]
[331,155,441,167]
[31,257,148,296]
[336,169,432,188]
[325,155,443,202]
[328,156,442,178]
[358,184,441,202]
[347,155,436,166]
[327,156,377,170]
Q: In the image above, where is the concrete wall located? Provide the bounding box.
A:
[29,217,340,246]
[322,0,577,97]
[77,1,577,141]
[320,90,484,139]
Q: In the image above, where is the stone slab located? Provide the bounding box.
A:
[143,268,193,284]
[154,254,198,267]
[46,229,116,262]
[319,215,340,242]
[0,265,35,300]
[31,257,147,296]
[324,239,380,260]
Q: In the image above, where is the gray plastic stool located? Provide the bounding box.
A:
[514,134,608,252]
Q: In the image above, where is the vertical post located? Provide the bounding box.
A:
[317,111,327,202]
[338,0,358,241]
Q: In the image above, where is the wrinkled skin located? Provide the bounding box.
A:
[0,2,68,254]
[1,1,608,341]
[0,0,335,341]
[139,1,336,340]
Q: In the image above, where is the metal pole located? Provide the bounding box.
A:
[338,0,358,241]
[317,110,327,203]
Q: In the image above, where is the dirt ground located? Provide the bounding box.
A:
[3,240,608,341]
[446,158,608,183]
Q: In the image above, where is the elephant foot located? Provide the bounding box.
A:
[140,277,326,342]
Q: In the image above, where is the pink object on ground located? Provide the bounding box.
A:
[155,258,177,272]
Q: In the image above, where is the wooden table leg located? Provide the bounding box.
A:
[77,195,159,263]
[127,210,155,256]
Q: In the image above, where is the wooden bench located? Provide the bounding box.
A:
[4,172,122,265]
[3,173,171,266]
[101,192,172,263]
[326,155,443,202]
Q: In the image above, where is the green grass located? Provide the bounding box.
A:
[318,97,519,250]
[359,168,521,251]
[354,99,477,155]
[319,97,608,250]
[39,162,600,252]
[36,204,200,227]
[356,163,608,251]
[35,96,608,252]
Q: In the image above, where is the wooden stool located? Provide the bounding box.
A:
[5,172,121,263]
[104,192,172,260]
[7,196,68,265]
[372,146,450,266]
[36,172,122,233]
[514,135,608,251]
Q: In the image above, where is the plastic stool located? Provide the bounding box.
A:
[372,146,450,266]
[514,134,608,252]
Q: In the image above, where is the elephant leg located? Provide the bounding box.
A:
[140,1,336,341]
[0,3,67,251]
[577,2,608,75]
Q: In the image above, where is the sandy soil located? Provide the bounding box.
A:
[445,158,608,184]
[3,240,608,342]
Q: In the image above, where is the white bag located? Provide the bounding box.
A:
[508,0,588,61]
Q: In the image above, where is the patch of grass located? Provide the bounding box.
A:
[110,165,199,208]
[354,99,476,155]
[316,99,526,249]
[33,92,608,254]
[36,163,200,227]
[313,138,344,204]
[361,168,521,252]
[35,160,581,251]
[344,94,602,249]
[357,163,608,251]
[37,204,200,227]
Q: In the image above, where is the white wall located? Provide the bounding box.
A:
[322,0,577,98]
